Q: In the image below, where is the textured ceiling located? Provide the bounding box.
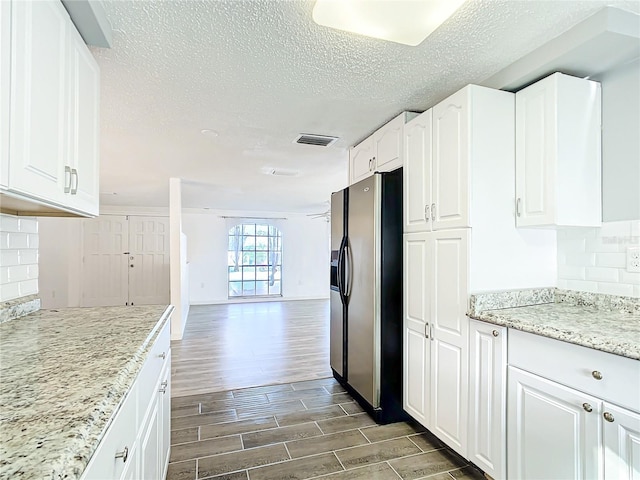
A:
[93,0,640,213]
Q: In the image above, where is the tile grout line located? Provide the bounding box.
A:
[386,460,404,479]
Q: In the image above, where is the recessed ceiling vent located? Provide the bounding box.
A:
[294,134,338,147]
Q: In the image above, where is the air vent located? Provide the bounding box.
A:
[294,134,338,147]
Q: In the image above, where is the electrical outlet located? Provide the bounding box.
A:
[627,247,640,273]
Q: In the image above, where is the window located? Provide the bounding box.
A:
[228,223,282,298]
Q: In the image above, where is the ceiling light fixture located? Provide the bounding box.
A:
[200,129,219,138]
[312,0,466,46]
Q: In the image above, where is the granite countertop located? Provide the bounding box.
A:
[468,288,640,360]
[0,304,174,480]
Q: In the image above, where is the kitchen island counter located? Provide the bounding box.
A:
[0,304,173,480]
[468,288,639,360]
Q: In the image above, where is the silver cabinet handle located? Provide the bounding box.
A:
[424,204,430,222]
[159,380,168,394]
[582,403,593,412]
[516,198,522,217]
[492,330,499,337]
[424,322,429,338]
[115,446,129,463]
[430,323,433,341]
[64,166,72,193]
[603,412,614,422]
[369,158,373,171]
[592,370,603,380]
[158,352,166,360]
[431,203,435,221]
[371,156,375,170]
[70,168,78,194]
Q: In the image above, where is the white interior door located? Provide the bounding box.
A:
[128,216,170,306]
[81,215,129,306]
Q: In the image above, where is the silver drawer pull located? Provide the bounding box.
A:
[159,380,168,394]
[592,370,603,380]
[158,352,166,360]
[603,412,615,423]
[115,446,129,463]
[582,403,593,413]
[492,330,499,337]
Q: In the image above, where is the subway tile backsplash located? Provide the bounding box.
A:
[0,214,39,302]
[558,220,640,298]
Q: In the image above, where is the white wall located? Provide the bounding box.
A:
[558,220,640,297]
[0,214,39,301]
[183,210,330,304]
[593,58,640,222]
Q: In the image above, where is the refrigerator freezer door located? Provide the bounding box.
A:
[330,189,346,378]
[330,288,344,377]
[346,174,381,408]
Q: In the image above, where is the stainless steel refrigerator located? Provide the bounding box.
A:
[330,168,406,424]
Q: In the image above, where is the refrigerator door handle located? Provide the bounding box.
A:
[337,240,345,297]
[344,242,353,298]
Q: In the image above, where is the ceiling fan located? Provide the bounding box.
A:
[307,202,331,222]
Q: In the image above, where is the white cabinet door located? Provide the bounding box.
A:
[429,228,469,458]
[432,88,469,230]
[159,351,172,479]
[140,395,161,480]
[515,72,601,227]
[507,366,602,480]
[468,320,506,480]
[403,233,431,428]
[374,114,403,172]
[349,136,374,184]
[67,23,100,216]
[515,77,555,227]
[603,403,640,479]
[403,110,432,233]
[0,0,10,188]
[120,443,139,480]
[9,0,68,205]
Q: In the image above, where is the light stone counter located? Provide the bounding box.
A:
[0,304,173,480]
[468,289,640,360]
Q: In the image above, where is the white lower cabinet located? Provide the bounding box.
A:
[468,320,506,480]
[81,320,171,480]
[507,366,602,479]
[505,328,640,480]
[603,403,640,478]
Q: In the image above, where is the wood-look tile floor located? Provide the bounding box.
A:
[171,301,332,397]
[167,378,484,480]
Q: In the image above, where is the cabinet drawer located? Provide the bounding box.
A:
[509,329,640,412]
[137,320,170,427]
[82,384,137,480]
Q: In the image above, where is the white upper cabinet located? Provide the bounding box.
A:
[349,136,375,185]
[349,112,416,185]
[515,72,602,227]
[9,0,69,206]
[0,1,10,188]
[372,113,405,172]
[67,22,100,216]
[432,88,469,230]
[403,110,432,233]
[1,0,100,217]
